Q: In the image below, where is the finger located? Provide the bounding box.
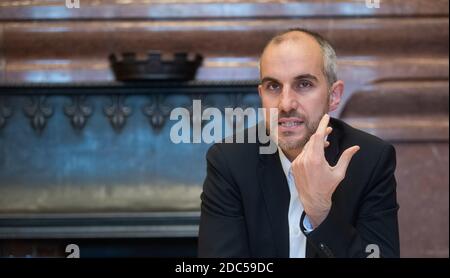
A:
[315,114,330,137]
[324,127,332,148]
[292,137,310,163]
[310,114,330,156]
[296,132,316,165]
[334,145,360,174]
[299,136,311,158]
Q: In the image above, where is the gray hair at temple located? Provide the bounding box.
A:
[261,28,338,88]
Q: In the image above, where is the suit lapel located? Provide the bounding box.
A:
[258,150,290,258]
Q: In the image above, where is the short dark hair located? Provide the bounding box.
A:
[262,28,338,87]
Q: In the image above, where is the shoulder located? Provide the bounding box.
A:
[331,117,395,156]
[331,118,397,186]
[206,138,260,164]
[205,125,262,169]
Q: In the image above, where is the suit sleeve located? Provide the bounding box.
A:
[198,144,250,258]
[301,144,400,258]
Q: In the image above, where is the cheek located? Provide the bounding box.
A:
[260,96,279,126]
[260,93,279,108]
[301,93,329,118]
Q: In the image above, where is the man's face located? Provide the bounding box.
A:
[259,35,331,153]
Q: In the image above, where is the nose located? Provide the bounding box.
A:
[279,86,299,113]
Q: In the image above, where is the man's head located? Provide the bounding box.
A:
[258,28,344,159]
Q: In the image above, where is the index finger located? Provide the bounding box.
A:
[315,113,330,136]
[308,114,330,157]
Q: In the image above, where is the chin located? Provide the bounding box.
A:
[278,135,306,151]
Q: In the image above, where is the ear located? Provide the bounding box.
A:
[328,80,344,112]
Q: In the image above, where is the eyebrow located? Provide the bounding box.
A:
[260,77,279,84]
[260,74,319,84]
[294,74,319,82]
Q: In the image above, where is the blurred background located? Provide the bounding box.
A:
[0,0,448,258]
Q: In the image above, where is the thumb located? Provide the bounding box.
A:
[335,145,360,173]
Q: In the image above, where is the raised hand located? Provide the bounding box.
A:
[291,114,360,228]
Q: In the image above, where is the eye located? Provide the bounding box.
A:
[265,82,281,92]
[295,80,313,89]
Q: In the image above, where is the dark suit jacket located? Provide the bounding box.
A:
[198,117,400,258]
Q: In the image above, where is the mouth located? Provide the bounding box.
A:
[278,117,304,131]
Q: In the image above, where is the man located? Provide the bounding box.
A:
[198,28,400,258]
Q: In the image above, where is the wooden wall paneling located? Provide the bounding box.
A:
[0,0,448,20]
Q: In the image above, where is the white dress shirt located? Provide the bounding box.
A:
[278,148,314,258]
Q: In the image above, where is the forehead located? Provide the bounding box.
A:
[260,34,325,81]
